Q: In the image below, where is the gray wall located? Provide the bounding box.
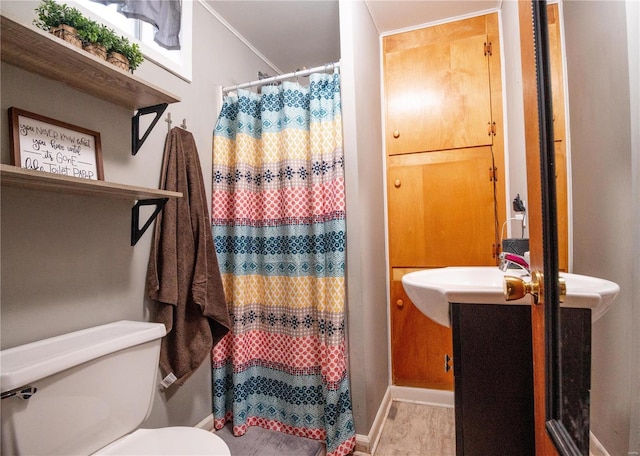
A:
[563,1,639,454]
[501,1,530,236]
[0,0,274,428]
[340,0,390,434]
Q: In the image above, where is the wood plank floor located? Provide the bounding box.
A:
[357,401,456,456]
[355,400,599,456]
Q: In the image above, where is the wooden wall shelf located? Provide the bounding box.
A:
[0,15,180,110]
[1,165,181,245]
[1,15,182,245]
[0,165,181,201]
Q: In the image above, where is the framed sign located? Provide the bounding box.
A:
[9,107,104,180]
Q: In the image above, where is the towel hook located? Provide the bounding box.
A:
[164,113,187,131]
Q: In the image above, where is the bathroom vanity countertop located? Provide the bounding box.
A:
[401,267,620,327]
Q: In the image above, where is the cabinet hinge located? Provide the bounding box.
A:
[492,243,501,258]
[444,354,453,373]
[484,41,493,56]
[489,166,498,182]
[487,121,497,137]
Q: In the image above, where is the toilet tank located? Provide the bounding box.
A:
[0,320,166,456]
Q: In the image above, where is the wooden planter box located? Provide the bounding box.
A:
[83,43,107,60]
[51,24,81,48]
[107,51,129,71]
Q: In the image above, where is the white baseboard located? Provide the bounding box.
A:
[355,387,393,454]
[195,414,215,431]
[388,385,454,408]
[589,431,610,456]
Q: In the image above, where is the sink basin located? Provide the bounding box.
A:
[401,267,620,327]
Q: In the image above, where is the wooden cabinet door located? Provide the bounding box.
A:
[387,147,498,267]
[384,15,494,155]
[384,13,505,389]
[391,271,453,390]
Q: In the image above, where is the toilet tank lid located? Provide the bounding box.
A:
[0,320,166,393]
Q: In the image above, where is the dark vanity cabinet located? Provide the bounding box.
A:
[559,307,592,455]
[451,303,535,455]
[451,303,591,456]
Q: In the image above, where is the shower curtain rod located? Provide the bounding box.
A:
[222,62,340,93]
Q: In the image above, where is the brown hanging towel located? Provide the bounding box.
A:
[146,127,230,387]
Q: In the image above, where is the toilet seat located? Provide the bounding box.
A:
[94,426,231,455]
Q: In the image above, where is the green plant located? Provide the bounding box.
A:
[63,4,84,28]
[76,17,98,43]
[34,0,84,31]
[98,30,116,53]
[77,19,113,47]
[123,42,144,71]
[33,0,62,29]
[108,35,144,71]
[33,0,144,71]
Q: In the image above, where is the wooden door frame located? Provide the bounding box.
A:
[519,2,552,451]
[519,1,574,454]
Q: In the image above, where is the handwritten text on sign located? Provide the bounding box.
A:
[17,115,99,180]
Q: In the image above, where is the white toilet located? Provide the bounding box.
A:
[0,320,231,456]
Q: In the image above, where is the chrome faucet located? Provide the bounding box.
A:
[499,252,530,274]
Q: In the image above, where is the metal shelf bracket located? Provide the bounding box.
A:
[131,198,168,246]
[132,103,168,155]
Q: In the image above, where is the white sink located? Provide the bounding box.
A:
[401,266,620,327]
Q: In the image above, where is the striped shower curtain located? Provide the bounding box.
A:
[211,72,356,456]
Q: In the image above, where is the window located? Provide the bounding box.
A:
[70,0,192,81]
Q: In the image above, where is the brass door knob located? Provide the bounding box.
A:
[504,271,542,304]
[503,272,567,305]
[558,277,566,303]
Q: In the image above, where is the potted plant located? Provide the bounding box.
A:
[34,0,84,48]
[77,18,111,60]
[33,0,144,72]
[106,34,144,72]
[121,41,144,72]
